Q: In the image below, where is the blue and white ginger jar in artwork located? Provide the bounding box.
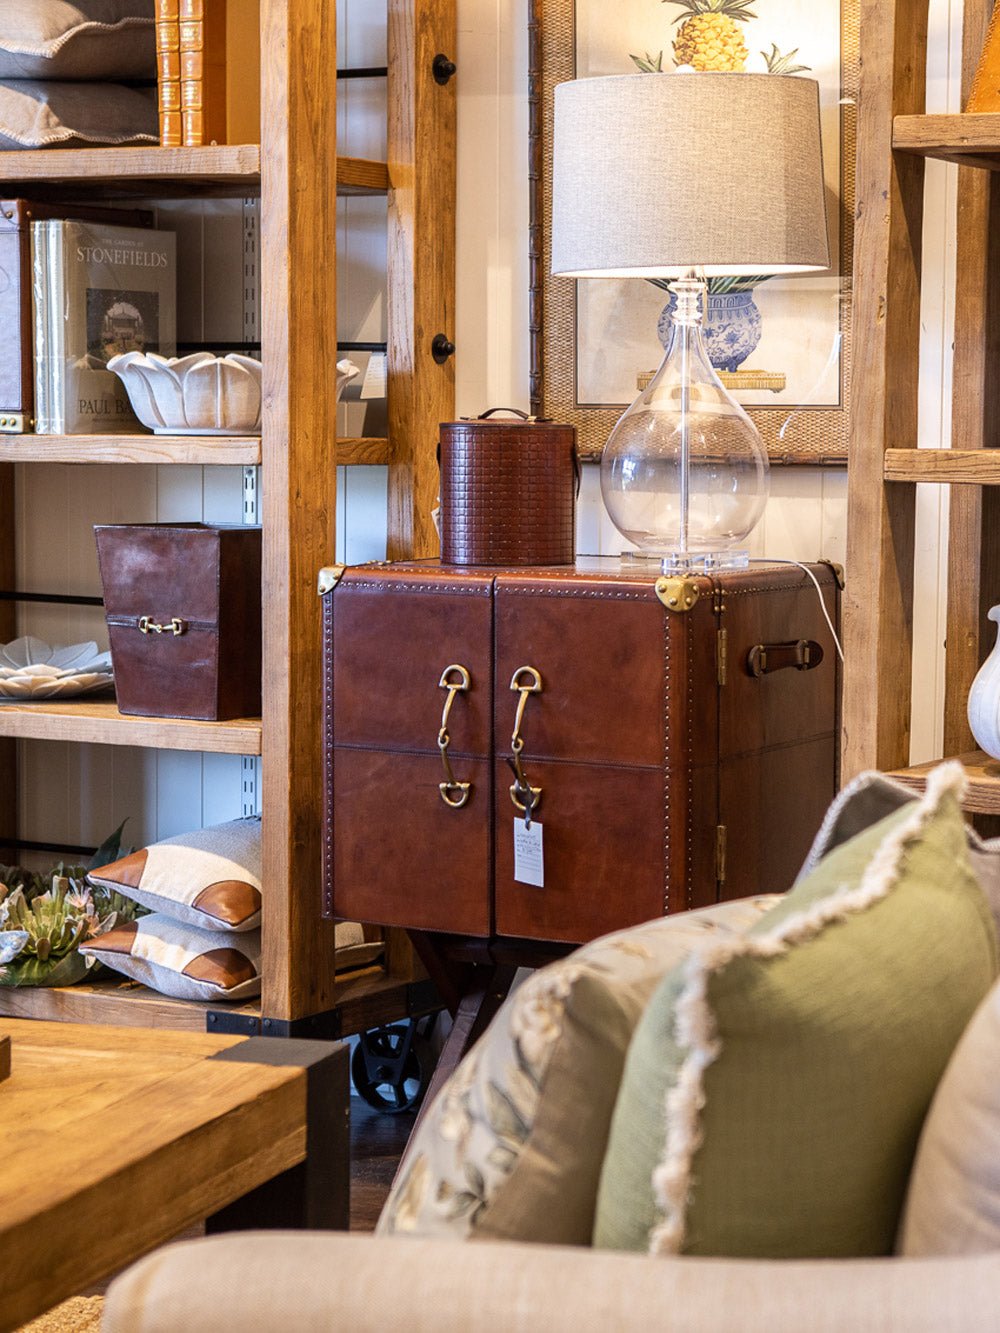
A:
[658,289,763,373]
[968,605,1000,761]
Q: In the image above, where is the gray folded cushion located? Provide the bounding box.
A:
[0,79,157,149]
[0,1,155,81]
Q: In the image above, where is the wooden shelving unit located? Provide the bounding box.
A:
[0,0,456,1031]
[844,0,1000,810]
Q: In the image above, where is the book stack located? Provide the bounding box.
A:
[156,0,182,147]
[154,0,260,146]
[31,220,177,435]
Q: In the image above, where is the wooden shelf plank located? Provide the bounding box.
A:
[337,157,390,194]
[0,966,425,1036]
[0,700,261,753]
[0,978,254,1031]
[894,112,1000,168]
[0,148,385,198]
[0,435,261,465]
[336,436,389,465]
[0,145,261,197]
[884,448,1000,483]
[886,751,1000,815]
[1,435,389,466]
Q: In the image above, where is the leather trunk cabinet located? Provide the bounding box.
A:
[95,523,262,721]
[321,559,840,947]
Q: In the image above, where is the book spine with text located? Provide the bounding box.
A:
[156,0,182,147]
[30,221,51,434]
[180,0,227,146]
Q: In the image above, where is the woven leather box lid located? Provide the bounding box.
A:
[439,409,577,566]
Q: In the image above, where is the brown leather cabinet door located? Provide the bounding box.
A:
[491,572,718,945]
[324,568,494,935]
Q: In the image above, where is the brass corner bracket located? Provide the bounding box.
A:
[654,576,700,613]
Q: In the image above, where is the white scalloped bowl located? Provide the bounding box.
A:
[108,354,361,436]
[107,351,263,435]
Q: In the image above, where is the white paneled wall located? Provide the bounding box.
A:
[15,0,961,861]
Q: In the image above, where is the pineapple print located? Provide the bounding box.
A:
[670,0,757,72]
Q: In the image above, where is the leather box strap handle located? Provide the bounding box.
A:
[477,407,531,421]
[746,639,824,677]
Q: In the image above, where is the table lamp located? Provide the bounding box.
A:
[551,72,830,573]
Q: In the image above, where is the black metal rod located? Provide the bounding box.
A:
[174,341,262,354]
[338,341,387,352]
[0,591,104,606]
[336,67,388,79]
[0,838,96,858]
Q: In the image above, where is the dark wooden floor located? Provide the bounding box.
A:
[349,1093,418,1231]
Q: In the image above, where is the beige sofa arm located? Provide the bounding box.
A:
[103,1231,1000,1332]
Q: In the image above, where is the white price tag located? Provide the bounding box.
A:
[513,818,544,887]
[361,352,387,400]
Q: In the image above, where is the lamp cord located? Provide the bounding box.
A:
[748,558,845,663]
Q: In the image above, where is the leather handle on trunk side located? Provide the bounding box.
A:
[746,639,824,677]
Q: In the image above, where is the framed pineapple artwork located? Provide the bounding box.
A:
[529,0,859,465]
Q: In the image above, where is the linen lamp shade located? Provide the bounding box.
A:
[550,72,830,280]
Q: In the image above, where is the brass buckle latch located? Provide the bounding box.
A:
[138,616,186,636]
[438,664,473,809]
[508,666,543,825]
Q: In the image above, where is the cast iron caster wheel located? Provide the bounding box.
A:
[352,1023,433,1114]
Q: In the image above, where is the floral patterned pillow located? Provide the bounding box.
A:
[377,896,778,1246]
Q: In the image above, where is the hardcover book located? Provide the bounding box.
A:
[176,0,259,146]
[179,0,227,146]
[156,0,182,147]
[31,220,177,435]
[0,201,153,433]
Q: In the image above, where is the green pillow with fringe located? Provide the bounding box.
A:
[593,761,999,1258]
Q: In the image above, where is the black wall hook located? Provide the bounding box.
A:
[432,54,457,84]
[432,334,456,364]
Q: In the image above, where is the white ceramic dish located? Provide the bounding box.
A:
[107,351,263,435]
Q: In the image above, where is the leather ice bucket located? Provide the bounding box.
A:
[439,408,578,566]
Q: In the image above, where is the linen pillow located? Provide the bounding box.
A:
[898,975,1000,1255]
[88,817,263,932]
[377,895,780,1245]
[593,760,999,1259]
[0,2,155,81]
[797,765,1000,938]
[0,80,157,150]
[79,913,262,1002]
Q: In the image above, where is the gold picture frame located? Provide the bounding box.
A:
[528,0,858,465]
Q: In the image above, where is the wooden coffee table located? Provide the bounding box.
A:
[0,1018,349,1333]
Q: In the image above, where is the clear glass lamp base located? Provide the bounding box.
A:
[619,548,751,574]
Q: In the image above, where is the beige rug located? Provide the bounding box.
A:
[17,1297,103,1332]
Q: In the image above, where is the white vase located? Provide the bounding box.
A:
[968,605,1000,760]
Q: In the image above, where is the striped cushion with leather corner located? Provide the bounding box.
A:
[88,817,263,932]
[80,914,262,1002]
